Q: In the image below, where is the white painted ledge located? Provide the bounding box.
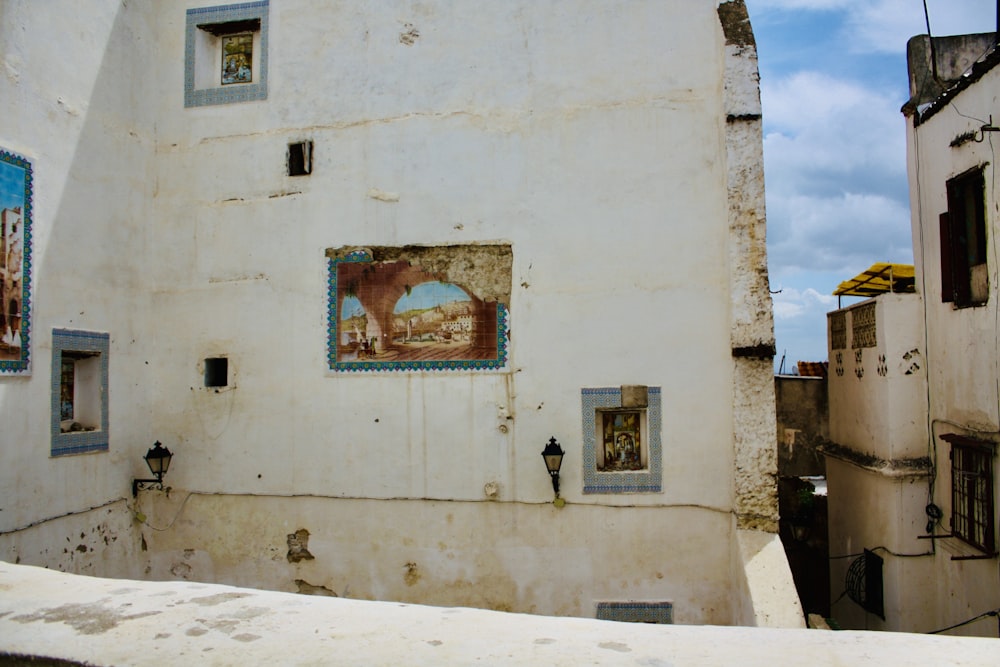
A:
[0,562,996,666]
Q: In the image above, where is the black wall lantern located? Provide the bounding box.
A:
[541,437,564,503]
[132,441,174,497]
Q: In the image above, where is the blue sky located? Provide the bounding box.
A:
[744,0,996,370]
[0,159,27,212]
[341,281,470,319]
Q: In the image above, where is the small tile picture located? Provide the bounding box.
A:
[222,33,253,84]
[598,410,644,472]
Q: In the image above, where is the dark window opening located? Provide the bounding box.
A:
[204,357,228,388]
[288,141,312,176]
[942,167,989,307]
[943,434,996,554]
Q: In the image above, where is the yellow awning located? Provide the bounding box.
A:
[833,263,915,297]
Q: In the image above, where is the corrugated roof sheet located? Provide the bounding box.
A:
[833,263,915,297]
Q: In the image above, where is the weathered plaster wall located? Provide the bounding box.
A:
[719,1,779,532]
[0,0,792,626]
[139,494,735,623]
[0,0,156,575]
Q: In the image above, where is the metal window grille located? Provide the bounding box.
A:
[949,439,996,554]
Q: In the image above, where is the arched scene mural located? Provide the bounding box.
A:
[326,244,511,372]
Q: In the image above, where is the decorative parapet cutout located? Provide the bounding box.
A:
[0,147,33,375]
[325,244,511,373]
[582,386,662,494]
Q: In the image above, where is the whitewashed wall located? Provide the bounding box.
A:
[0,0,156,576]
[0,0,791,624]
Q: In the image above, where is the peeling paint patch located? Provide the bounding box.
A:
[287,529,315,563]
[399,23,420,45]
[367,188,399,202]
[403,562,421,586]
[295,579,338,597]
[717,1,755,48]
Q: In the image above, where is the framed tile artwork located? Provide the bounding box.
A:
[582,386,662,494]
[0,147,33,375]
[326,245,511,373]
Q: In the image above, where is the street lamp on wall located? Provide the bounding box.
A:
[132,441,173,497]
[541,437,564,504]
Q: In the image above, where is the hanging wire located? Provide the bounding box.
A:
[927,608,1000,635]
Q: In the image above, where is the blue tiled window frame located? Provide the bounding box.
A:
[184,1,269,108]
[582,387,662,494]
[51,329,109,457]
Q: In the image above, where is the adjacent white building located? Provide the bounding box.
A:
[825,33,1000,636]
[0,0,797,626]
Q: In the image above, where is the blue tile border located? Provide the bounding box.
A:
[50,329,109,456]
[184,1,269,108]
[326,253,509,373]
[0,147,33,375]
[596,601,673,624]
[582,387,662,493]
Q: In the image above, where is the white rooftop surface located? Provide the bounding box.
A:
[0,561,996,666]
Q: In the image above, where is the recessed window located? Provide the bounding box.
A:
[185,2,269,108]
[288,141,313,176]
[51,329,109,456]
[941,166,988,307]
[204,357,228,388]
[942,434,996,554]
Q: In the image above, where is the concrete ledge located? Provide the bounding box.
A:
[0,562,996,666]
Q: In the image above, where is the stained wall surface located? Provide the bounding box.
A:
[0,0,791,625]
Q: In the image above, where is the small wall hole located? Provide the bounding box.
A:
[204,357,228,387]
[288,141,312,176]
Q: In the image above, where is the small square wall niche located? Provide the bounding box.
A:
[288,141,312,176]
[204,357,228,388]
[582,386,662,494]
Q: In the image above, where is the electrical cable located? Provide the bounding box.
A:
[0,497,127,536]
[927,608,1000,635]
[828,545,932,560]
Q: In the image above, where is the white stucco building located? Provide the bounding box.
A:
[824,33,1000,636]
[0,0,797,628]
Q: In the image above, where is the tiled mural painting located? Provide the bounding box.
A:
[327,246,510,372]
[0,148,32,375]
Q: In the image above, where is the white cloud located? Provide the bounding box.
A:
[761,70,912,273]
[772,286,837,321]
[761,71,907,191]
